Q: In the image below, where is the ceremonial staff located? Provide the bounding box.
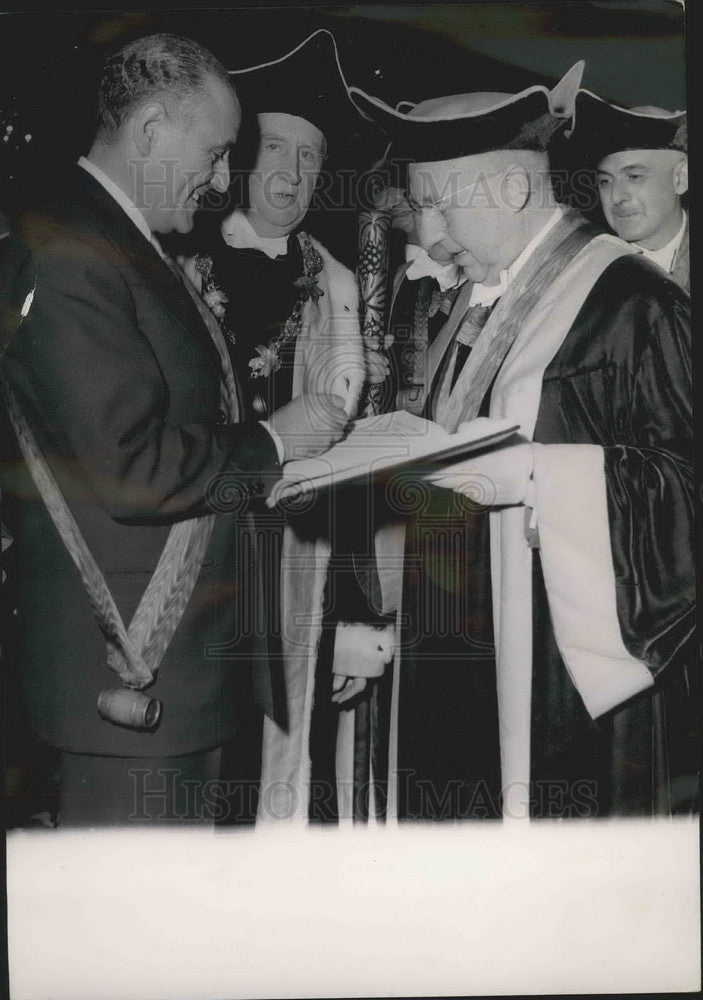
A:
[343,199,393,820]
[357,202,392,415]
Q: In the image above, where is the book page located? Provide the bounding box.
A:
[269,414,518,502]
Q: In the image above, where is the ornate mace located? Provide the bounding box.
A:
[357,204,392,416]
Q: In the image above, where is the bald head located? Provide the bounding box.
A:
[596,146,687,249]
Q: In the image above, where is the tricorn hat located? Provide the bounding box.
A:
[348,62,585,163]
[573,90,687,163]
[227,28,376,160]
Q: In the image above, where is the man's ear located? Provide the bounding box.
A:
[131,102,167,157]
[502,165,530,213]
[673,156,688,197]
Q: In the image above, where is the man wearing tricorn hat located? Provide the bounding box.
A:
[187,28,385,413]
[185,29,393,822]
[350,66,695,820]
[575,92,688,291]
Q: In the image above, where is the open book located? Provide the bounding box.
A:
[267,412,520,505]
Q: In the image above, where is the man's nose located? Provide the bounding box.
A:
[611,177,630,204]
[415,208,449,258]
[278,148,301,185]
[211,159,230,195]
[416,206,445,252]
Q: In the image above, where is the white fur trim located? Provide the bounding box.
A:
[487,233,633,819]
[533,444,654,718]
[258,238,364,824]
[293,238,365,417]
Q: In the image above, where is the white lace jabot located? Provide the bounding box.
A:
[221,211,289,260]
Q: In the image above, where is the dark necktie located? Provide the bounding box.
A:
[449,303,494,390]
[428,284,462,345]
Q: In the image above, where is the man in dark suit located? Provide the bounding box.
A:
[0,33,349,827]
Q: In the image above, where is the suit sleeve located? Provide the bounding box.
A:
[325,487,396,679]
[2,234,280,524]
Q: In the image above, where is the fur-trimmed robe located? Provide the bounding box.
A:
[186,233,369,822]
[290,238,365,407]
[257,238,371,823]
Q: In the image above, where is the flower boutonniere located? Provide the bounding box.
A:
[195,253,236,345]
[249,344,282,379]
[293,273,323,305]
[203,286,228,320]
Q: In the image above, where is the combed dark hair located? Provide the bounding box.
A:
[95,33,232,141]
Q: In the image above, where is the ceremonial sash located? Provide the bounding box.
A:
[381,218,636,821]
[0,257,240,704]
[486,231,634,819]
[432,210,596,431]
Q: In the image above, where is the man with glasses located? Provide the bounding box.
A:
[350,75,695,820]
[370,181,464,417]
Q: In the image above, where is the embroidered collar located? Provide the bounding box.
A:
[196,232,324,377]
[249,232,324,378]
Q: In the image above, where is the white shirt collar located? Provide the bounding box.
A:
[404,244,463,291]
[634,210,687,274]
[469,205,565,307]
[221,210,289,259]
[78,156,153,245]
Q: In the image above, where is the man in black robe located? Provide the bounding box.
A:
[350,71,695,820]
[182,30,392,823]
[574,93,689,292]
[370,183,465,419]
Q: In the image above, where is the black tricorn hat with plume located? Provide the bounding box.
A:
[348,62,585,163]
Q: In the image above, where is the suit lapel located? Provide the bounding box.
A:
[75,170,224,374]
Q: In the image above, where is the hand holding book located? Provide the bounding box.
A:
[267,412,520,506]
[426,426,533,506]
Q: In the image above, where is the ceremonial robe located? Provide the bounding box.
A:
[381,211,695,819]
[194,230,369,822]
